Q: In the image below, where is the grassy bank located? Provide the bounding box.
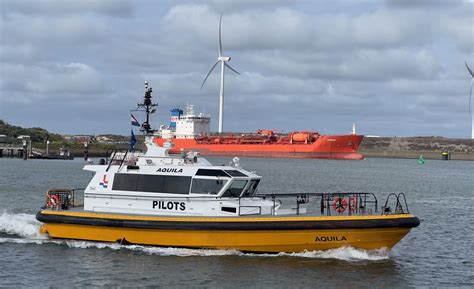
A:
[360,137,474,160]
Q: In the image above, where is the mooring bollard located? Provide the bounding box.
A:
[441,152,450,160]
[22,140,27,160]
[84,142,89,161]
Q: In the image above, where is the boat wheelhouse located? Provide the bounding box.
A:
[81,138,274,217]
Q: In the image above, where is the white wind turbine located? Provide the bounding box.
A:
[465,61,474,139]
[201,14,240,133]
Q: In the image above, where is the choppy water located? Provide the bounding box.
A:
[0,157,473,288]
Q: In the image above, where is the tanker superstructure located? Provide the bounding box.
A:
[155,105,364,160]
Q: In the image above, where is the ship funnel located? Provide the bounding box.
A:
[170,109,183,131]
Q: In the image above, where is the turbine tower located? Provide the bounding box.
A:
[201,14,240,133]
[465,62,474,139]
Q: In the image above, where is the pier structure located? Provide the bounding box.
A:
[0,144,27,158]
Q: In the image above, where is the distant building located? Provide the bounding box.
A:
[0,135,7,143]
[63,135,95,144]
[17,135,31,139]
[95,136,113,143]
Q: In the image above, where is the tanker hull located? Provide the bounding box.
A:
[154,134,364,160]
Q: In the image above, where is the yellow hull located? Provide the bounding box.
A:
[38,211,419,253]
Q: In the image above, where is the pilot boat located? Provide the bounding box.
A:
[36,82,419,253]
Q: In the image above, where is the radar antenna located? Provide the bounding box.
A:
[137,81,158,135]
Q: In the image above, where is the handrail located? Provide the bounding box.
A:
[105,149,143,172]
[255,192,381,216]
[44,188,85,209]
[254,192,377,198]
[106,150,117,172]
[117,150,129,172]
[382,193,409,214]
[45,190,411,216]
[399,193,409,213]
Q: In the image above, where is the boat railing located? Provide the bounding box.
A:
[255,192,380,216]
[105,149,143,172]
[42,190,410,216]
[43,188,85,210]
[381,193,410,214]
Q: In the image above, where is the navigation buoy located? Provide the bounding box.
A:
[417,154,425,164]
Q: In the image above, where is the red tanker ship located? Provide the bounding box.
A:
[154,105,364,160]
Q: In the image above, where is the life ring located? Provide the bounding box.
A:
[332,197,347,213]
[46,194,60,208]
[348,196,358,212]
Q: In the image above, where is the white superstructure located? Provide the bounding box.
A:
[174,104,211,139]
[82,136,282,217]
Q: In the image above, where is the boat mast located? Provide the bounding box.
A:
[137,81,157,135]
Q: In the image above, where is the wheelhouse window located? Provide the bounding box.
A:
[242,180,260,197]
[112,173,191,194]
[191,178,228,195]
[224,170,247,177]
[222,180,248,198]
[195,169,230,177]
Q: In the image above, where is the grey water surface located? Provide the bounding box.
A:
[0,157,473,288]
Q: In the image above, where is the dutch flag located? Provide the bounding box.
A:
[131,114,140,127]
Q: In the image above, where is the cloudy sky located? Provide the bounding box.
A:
[1,0,473,137]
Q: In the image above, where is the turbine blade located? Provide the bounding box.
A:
[225,63,240,75]
[218,13,223,57]
[466,61,474,77]
[201,61,220,89]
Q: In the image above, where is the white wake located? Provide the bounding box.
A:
[0,211,47,239]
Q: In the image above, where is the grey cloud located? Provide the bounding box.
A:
[202,0,294,13]
[1,1,472,137]
[3,15,109,46]
[163,4,463,53]
[240,48,441,82]
[2,0,133,17]
[0,44,40,64]
[384,0,461,9]
[164,5,312,50]
[1,62,106,102]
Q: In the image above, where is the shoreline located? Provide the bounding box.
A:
[359,136,474,161]
[2,136,473,161]
[360,150,474,161]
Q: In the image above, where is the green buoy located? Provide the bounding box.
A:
[417,154,425,164]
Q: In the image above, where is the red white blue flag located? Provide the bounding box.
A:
[131,114,140,126]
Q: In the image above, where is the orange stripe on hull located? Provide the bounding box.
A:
[154,135,364,160]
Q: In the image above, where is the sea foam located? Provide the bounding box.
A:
[0,211,46,239]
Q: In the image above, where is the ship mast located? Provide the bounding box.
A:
[137,81,158,135]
